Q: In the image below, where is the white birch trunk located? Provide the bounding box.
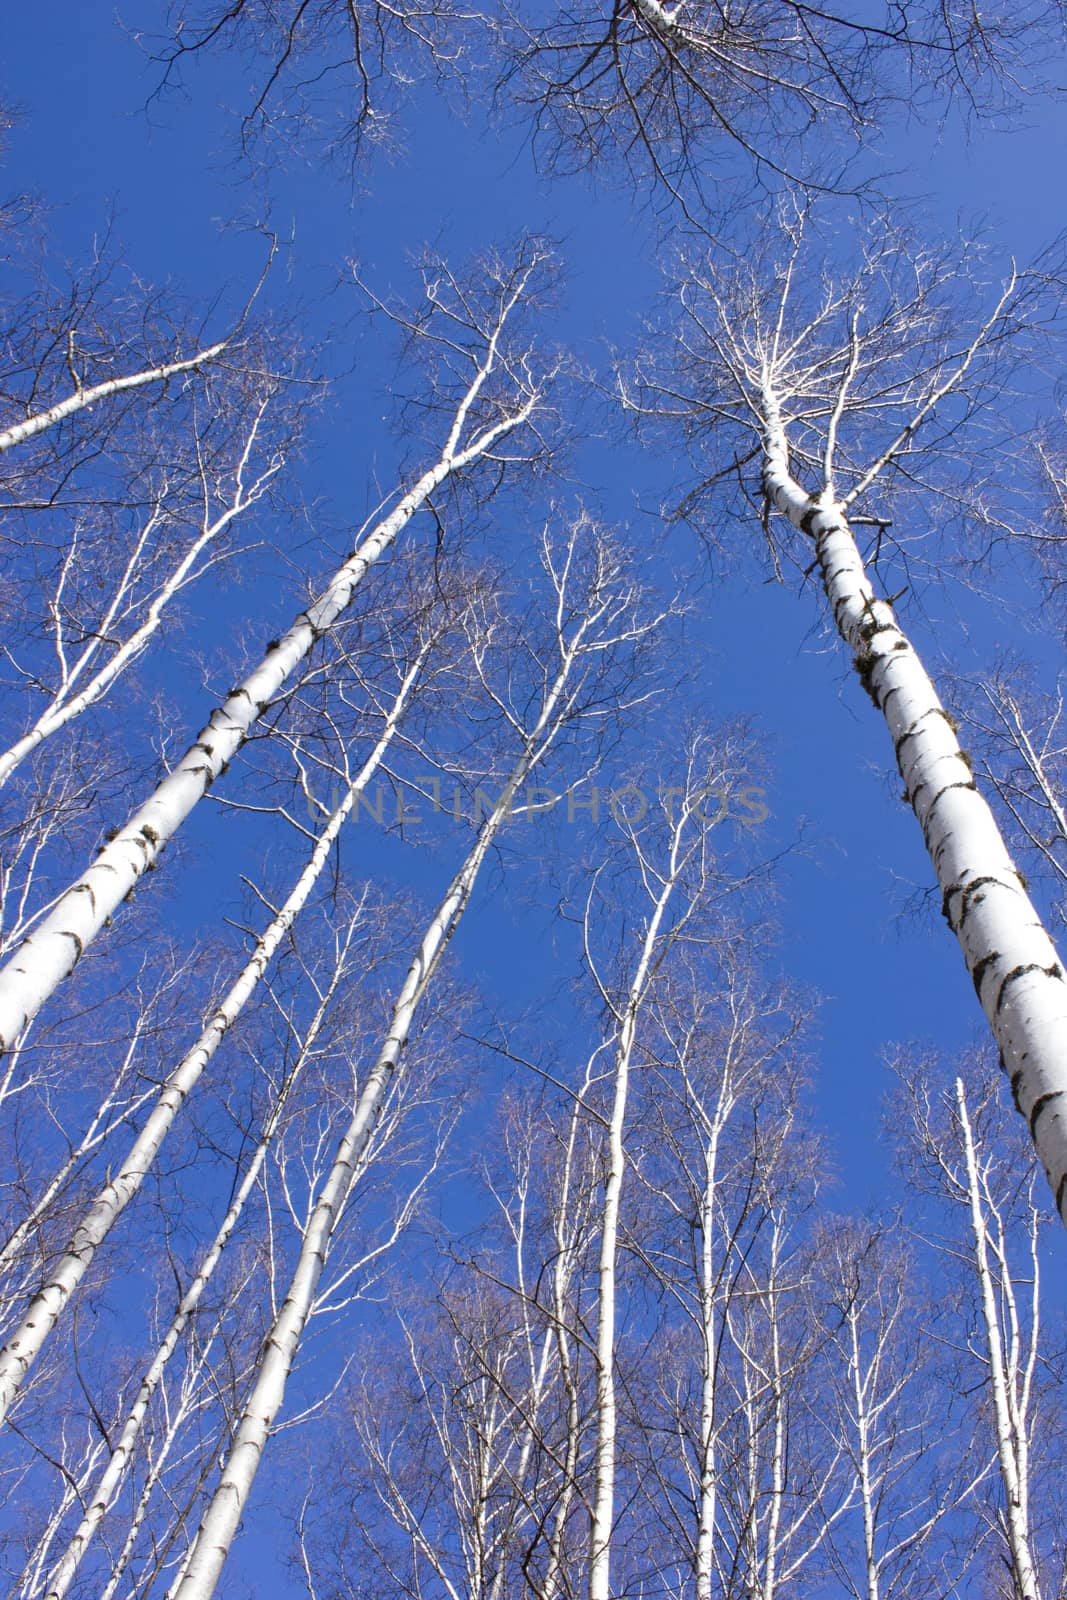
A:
[168,604,591,1600]
[37,926,352,1600]
[0,651,423,1421]
[588,820,692,1600]
[587,1026,631,1600]
[760,392,1067,1224]
[541,1086,592,1600]
[0,343,229,455]
[847,1302,881,1600]
[761,1221,786,1600]
[956,1079,1042,1600]
[0,395,533,1054]
[694,1095,732,1600]
[630,0,679,31]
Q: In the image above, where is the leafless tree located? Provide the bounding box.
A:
[0,566,464,1420]
[810,1216,986,1600]
[625,201,1067,1223]
[618,936,825,1600]
[153,0,478,159]
[154,1,1067,207]
[164,515,667,1600]
[895,1055,1067,1600]
[0,237,555,1058]
[575,731,773,1600]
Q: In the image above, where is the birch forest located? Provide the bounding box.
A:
[3,6,1067,1598]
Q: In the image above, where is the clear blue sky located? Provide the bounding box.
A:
[4,0,1065,1202]
[3,8,1067,1591]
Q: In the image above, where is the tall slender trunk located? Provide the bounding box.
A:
[587,1017,632,1600]
[542,1087,591,1600]
[760,393,1067,1224]
[169,617,587,1600]
[847,1303,880,1600]
[37,920,354,1600]
[761,1221,786,1600]
[588,823,691,1600]
[0,396,533,1054]
[0,650,423,1421]
[956,1079,1042,1600]
[695,1105,729,1600]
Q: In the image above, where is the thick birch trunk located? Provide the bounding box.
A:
[0,343,228,455]
[0,655,421,1421]
[0,402,531,1054]
[760,396,1067,1225]
[168,630,582,1600]
[630,0,679,31]
[956,1080,1042,1600]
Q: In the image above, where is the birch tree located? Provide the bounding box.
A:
[622,938,826,1600]
[0,227,267,476]
[0,951,199,1329]
[0,359,295,789]
[156,1,1067,203]
[579,732,771,1600]
[0,238,553,1058]
[810,1217,985,1600]
[0,292,294,978]
[628,205,1067,1223]
[0,576,451,1419]
[346,1260,575,1600]
[164,516,665,1600]
[895,1057,1067,1600]
[88,894,443,1600]
[329,1082,602,1600]
[0,865,450,1597]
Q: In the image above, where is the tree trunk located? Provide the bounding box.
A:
[760,392,1067,1225]
[0,399,533,1053]
[0,649,423,1420]
[956,1079,1042,1600]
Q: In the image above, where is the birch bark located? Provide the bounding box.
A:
[956,1079,1042,1600]
[0,647,424,1420]
[168,521,649,1600]
[0,363,537,1054]
[758,391,1067,1223]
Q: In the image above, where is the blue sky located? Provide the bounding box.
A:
[4,3,1065,1208]
[3,10,1067,1591]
